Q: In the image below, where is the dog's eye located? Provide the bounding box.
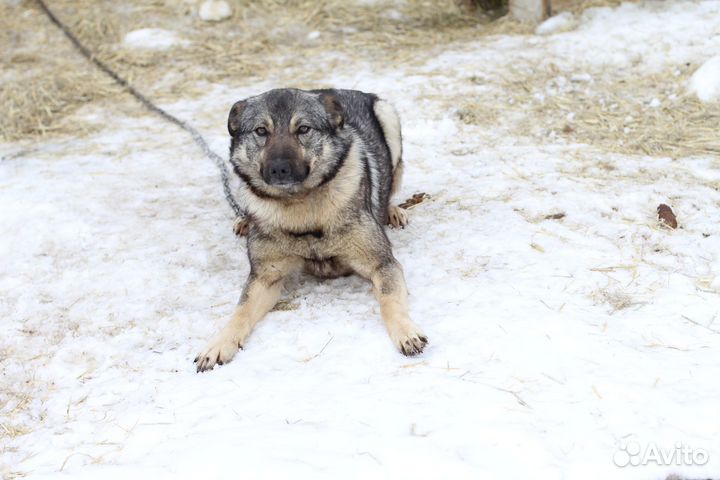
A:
[297,125,311,134]
[254,127,268,136]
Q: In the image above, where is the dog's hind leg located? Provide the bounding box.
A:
[374,100,409,229]
[388,205,408,229]
[195,256,301,372]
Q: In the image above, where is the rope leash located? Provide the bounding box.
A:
[35,0,244,219]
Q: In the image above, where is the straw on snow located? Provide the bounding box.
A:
[2,0,631,141]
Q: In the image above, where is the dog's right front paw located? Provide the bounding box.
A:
[194,335,242,373]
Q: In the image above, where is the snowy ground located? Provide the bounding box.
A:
[2,1,720,479]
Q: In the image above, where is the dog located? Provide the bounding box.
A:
[194,88,427,372]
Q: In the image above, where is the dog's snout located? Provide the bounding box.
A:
[264,157,308,186]
[267,158,292,183]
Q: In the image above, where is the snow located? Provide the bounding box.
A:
[544,1,720,73]
[3,2,720,479]
[688,55,720,103]
[535,12,577,36]
[123,28,186,50]
[198,0,232,22]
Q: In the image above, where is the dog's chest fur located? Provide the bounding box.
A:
[258,212,358,259]
[251,222,357,278]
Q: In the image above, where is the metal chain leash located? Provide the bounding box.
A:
[35,0,244,219]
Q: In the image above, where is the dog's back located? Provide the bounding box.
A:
[312,89,402,226]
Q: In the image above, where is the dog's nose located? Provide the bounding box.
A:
[266,158,293,184]
[264,158,308,185]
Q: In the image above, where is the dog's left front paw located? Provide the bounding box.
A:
[399,333,428,356]
[194,335,242,373]
[391,327,428,356]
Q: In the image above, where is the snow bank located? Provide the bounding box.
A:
[688,55,720,103]
[535,12,577,35]
[123,28,185,50]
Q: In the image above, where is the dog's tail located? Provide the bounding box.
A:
[373,99,404,196]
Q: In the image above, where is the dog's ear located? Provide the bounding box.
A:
[228,100,246,137]
[320,93,344,130]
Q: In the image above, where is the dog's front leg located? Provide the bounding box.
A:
[351,252,428,356]
[195,257,300,372]
[372,259,428,356]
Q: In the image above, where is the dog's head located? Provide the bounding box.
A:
[228,89,351,199]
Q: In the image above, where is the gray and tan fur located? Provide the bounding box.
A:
[195,88,426,372]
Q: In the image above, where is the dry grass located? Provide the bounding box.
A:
[592,286,635,312]
[0,389,33,448]
[1,0,631,141]
[0,3,123,141]
[455,62,720,157]
[552,0,627,15]
[54,0,504,86]
[1,0,493,140]
[0,73,119,140]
